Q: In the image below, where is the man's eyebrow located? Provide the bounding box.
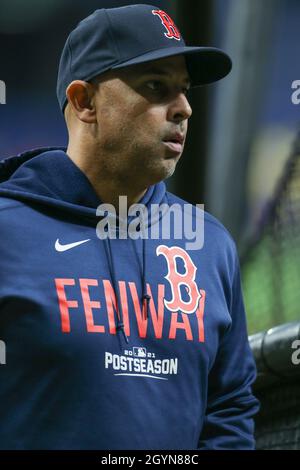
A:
[140,66,191,85]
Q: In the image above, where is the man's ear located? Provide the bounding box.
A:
[66,80,97,123]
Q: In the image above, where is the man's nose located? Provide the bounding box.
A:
[167,92,192,123]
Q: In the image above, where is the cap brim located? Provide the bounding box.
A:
[112,46,232,86]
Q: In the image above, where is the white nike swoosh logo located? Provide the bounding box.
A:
[55,238,91,252]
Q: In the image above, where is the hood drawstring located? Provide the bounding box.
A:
[106,235,129,345]
[105,218,152,345]
[142,236,151,320]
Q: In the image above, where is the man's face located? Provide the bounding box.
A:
[92,55,192,186]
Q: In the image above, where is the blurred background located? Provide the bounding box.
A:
[0,0,299,336]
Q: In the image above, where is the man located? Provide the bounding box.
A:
[0,4,259,450]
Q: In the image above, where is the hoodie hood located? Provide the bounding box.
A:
[0,148,167,343]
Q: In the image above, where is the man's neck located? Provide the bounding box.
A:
[91,181,147,210]
[66,146,147,211]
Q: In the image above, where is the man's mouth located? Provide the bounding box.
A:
[162,141,183,154]
[162,133,185,154]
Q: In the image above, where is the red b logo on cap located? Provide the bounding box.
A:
[152,10,181,41]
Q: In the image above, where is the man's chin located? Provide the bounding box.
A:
[153,160,178,182]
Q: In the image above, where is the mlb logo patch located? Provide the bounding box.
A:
[133,347,147,357]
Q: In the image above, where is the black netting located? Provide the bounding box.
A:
[242,131,300,334]
[255,381,300,450]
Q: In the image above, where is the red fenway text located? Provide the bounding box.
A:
[55,279,205,342]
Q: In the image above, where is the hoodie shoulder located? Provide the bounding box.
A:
[0,147,64,215]
[0,196,23,211]
[0,147,65,184]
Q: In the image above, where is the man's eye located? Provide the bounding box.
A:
[146,80,163,91]
[144,81,190,98]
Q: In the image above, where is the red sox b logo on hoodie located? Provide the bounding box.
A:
[156,245,201,314]
[152,9,181,41]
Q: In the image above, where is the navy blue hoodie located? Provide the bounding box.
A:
[0,148,259,450]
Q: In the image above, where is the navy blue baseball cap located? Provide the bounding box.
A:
[57,4,232,112]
